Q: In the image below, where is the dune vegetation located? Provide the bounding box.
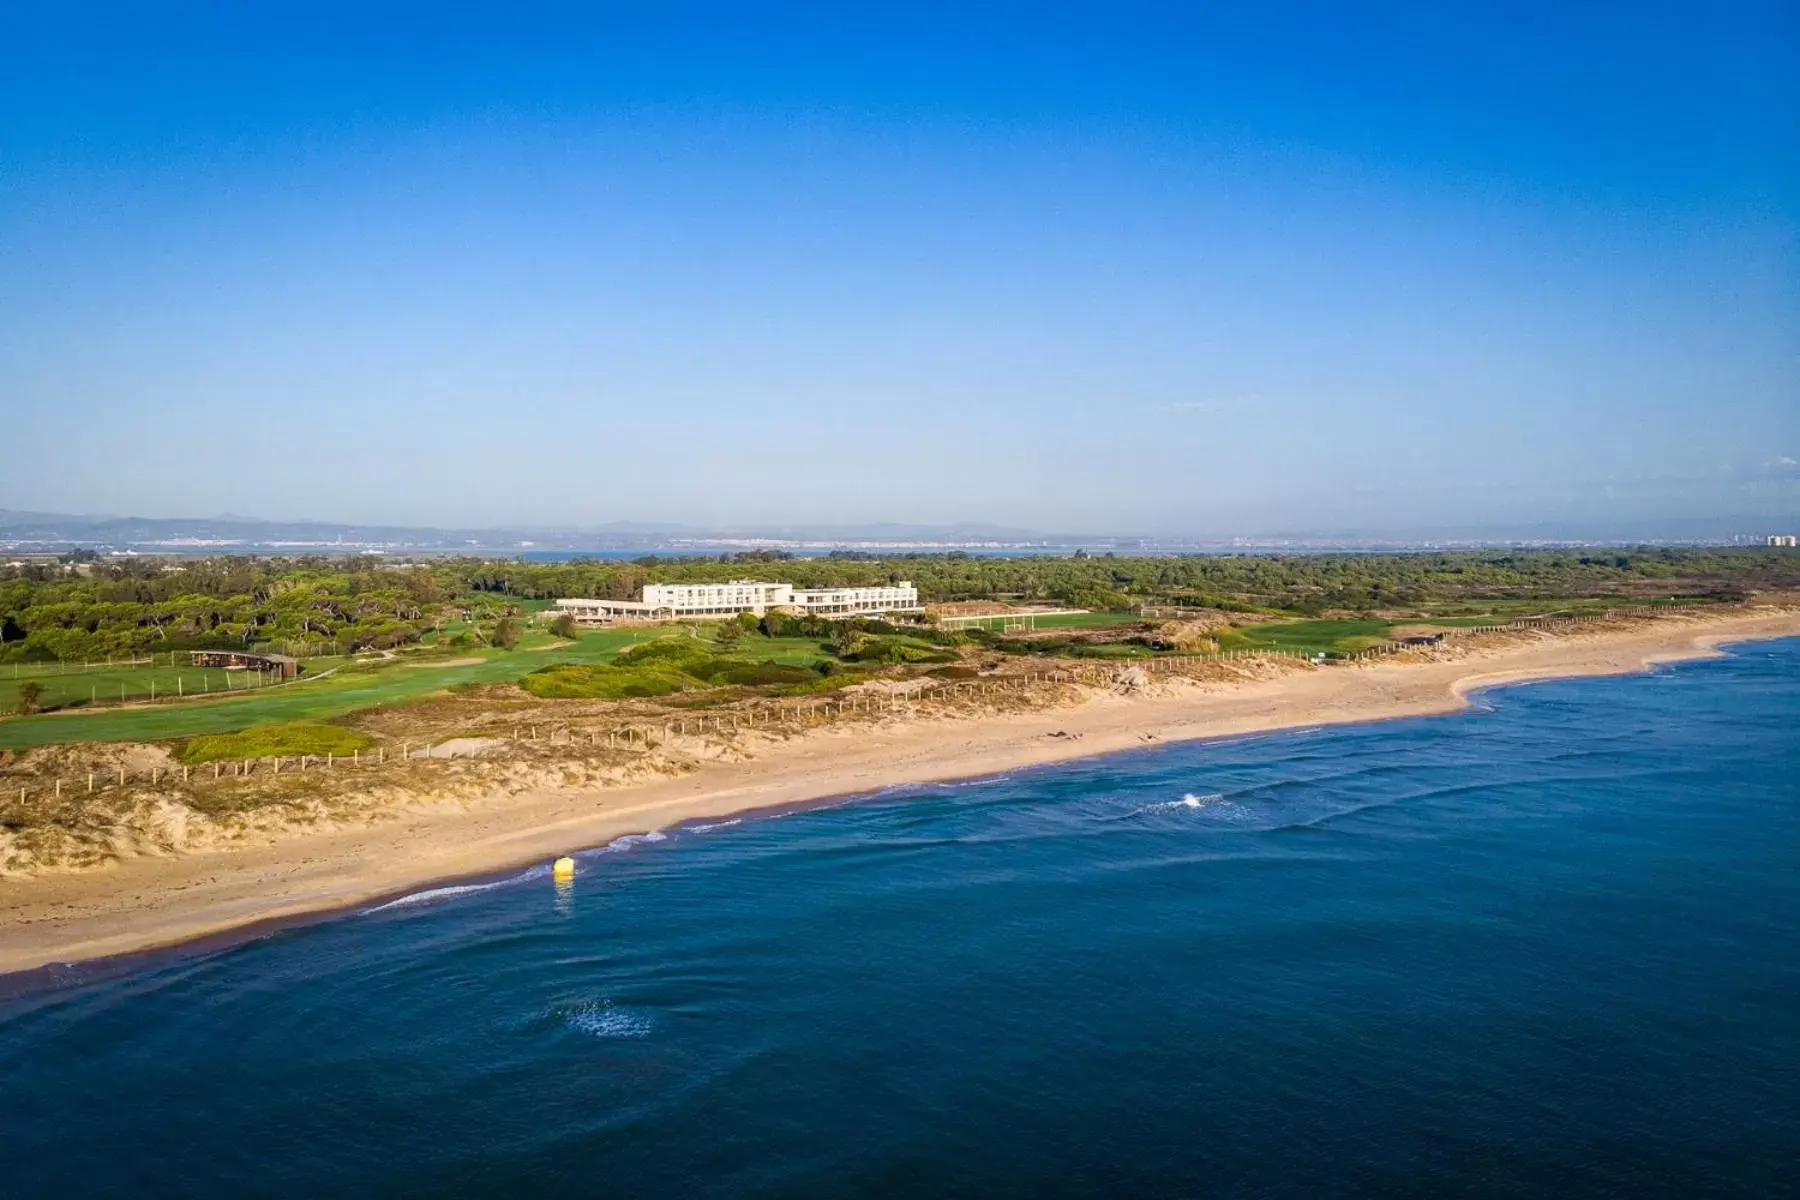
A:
[179,722,376,765]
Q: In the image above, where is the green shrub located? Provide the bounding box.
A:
[711,662,816,686]
[518,663,692,699]
[180,722,375,764]
[842,637,959,665]
[616,640,717,672]
[759,611,838,639]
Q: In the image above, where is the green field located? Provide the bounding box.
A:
[0,663,290,712]
[518,631,845,700]
[0,628,660,750]
[714,634,838,667]
[1030,612,1144,629]
[0,598,1715,749]
[1220,619,1398,656]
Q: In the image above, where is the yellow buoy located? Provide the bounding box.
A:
[552,856,576,879]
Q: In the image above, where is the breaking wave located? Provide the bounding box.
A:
[600,830,668,853]
[362,866,548,913]
[360,830,671,914]
[1159,792,1224,811]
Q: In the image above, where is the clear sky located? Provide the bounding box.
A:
[2,2,1795,535]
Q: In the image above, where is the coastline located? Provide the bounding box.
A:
[4,610,1797,977]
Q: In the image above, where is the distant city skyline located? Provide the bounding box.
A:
[3,3,1795,533]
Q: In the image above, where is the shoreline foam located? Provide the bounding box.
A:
[3,611,1797,979]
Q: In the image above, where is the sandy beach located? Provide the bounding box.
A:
[3,608,1796,977]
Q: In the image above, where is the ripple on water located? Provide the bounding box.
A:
[1123,792,1232,818]
[562,999,654,1039]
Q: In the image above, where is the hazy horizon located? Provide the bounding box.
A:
[1,505,1791,548]
[4,4,1795,533]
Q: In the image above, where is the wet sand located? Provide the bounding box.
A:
[3,609,1796,976]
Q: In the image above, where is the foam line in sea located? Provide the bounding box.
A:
[362,864,550,913]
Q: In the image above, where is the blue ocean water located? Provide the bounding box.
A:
[3,641,1798,1198]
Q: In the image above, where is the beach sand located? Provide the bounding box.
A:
[3,609,1796,976]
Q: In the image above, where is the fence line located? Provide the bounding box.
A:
[2,606,1706,803]
[2,650,1317,800]
[1333,602,1702,663]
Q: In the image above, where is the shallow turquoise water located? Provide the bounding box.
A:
[2,641,1797,1197]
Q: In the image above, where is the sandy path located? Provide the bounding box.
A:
[3,610,1796,976]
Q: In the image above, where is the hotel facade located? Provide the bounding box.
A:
[554,580,921,624]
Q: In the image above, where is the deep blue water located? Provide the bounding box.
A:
[3,641,1798,1198]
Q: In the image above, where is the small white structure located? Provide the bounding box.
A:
[1769,534,1798,548]
[555,580,921,624]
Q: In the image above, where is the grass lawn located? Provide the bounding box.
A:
[0,627,660,750]
[711,634,836,667]
[0,664,292,713]
[1028,612,1144,629]
[1221,619,1396,656]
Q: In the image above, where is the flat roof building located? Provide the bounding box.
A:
[188,650,303,678]
[555,580,920,624]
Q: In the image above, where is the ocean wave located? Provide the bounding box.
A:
[686,818,742,833]
[599,830,668,854]
[362,866,548,913]
[361,832,667,916]
[920,772,1018,793]
[564,999,653,1039]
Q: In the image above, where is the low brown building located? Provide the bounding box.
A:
[187,650,303,678]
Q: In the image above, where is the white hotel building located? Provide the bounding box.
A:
[554,580,921,624]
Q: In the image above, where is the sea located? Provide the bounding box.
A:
[2,640,1796,1198]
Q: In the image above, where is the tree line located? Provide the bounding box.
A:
[3,547,1792,663]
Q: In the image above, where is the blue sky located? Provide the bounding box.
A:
[2,2,1794,534]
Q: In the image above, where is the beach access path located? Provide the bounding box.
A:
[3,608,1798,976]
